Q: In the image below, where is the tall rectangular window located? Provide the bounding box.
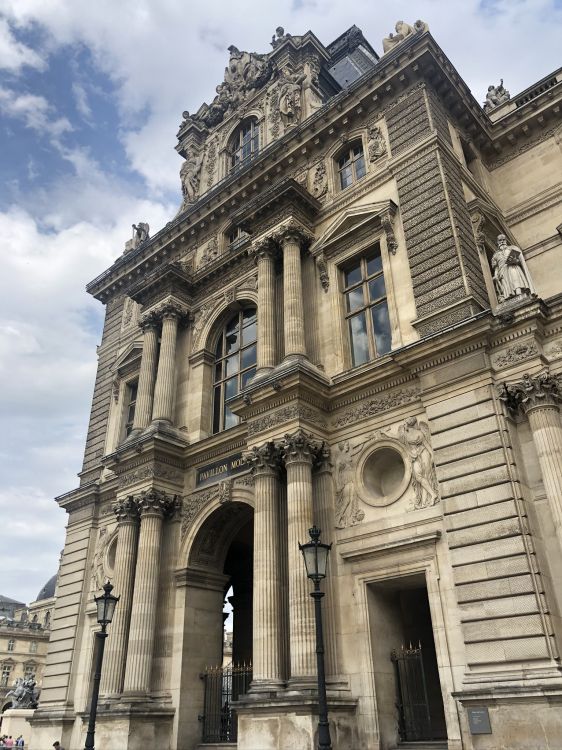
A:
[124,381,138,438]
[1,664,12,686]
[342,244,392,367]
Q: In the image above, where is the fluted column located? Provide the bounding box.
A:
[245,442,283,690]
[132,314,159,431]
[122,490,173,696]
[252,242,277,374]
[503,371,562,546]
[152,306,180,424]
[280,429,322,686]
[313,445,339,679]
[100,498,139,697]
[280,230,307,360]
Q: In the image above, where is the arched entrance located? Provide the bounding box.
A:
[176,498,254,749]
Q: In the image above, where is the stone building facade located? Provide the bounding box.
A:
[29,21,562,750]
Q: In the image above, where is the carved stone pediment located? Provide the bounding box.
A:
[310,200,398,258]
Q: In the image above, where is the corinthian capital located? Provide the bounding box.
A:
[135,488,176,517]
[113,497,140,524]
[139,311,159,332]
[500,371,562,414]
[272,220,315,248]
[249,238,277,264]
[243,442,281,476]
[278,428,323,466]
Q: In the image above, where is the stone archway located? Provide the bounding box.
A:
[175,497,254,750]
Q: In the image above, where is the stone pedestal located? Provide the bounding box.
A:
[235,694,358,750]
[1,708,35,744]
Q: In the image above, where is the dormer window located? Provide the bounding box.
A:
[337,142,366,190]
[230,118,259,172]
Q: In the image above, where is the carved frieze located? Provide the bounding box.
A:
[180,485,222,539]
[248,404,327,436]
[333,387,420,428]
[118,463,183,489]
[492,342,539,369]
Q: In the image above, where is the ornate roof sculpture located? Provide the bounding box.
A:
[173,27,379,217]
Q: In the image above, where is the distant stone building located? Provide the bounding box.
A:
[30,21,562,750]
[0,577,56,720]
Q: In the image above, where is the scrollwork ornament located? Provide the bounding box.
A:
[316,253,329,292]
[381,211,398,254]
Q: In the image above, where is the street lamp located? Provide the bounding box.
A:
[299,525,332,750]
[84,580,119,750]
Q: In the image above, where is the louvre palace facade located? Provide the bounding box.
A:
[29,20,562,750]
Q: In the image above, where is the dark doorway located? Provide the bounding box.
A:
[368,575,447,749]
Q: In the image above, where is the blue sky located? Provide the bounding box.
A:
[0,0,561,604]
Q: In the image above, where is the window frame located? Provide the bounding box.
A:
[212,307,257,434]
[121,377,139,442]
[229,118,260,173]
[7,639,15,652]
[336,140,367,191]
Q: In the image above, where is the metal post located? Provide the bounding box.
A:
[84,626,108,750]
[311,580,332,750]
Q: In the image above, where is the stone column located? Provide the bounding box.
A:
[100,498,139,697]
[122,490,173,697]
[132,314,159,432]
[152,305,180,424]
[245,442,283,690]
[503,372,562,545]
[313,445,339,680]
[280,230,307,361]
[280,429,321,687]
[252,241,277,375]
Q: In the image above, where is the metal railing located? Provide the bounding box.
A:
[200,663,252,743]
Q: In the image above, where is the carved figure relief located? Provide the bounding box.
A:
[367,125,386,161]
[90,527,115,593]
[334,441,365,529]
[205,137,219,190]
[179,147,204,210]
[491,234,535,303]
[397,417,439,509]
[277,67,306,128]
[200,236,220,267]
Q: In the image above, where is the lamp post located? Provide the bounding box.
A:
[299,525,332,750]
[84,580,119,750]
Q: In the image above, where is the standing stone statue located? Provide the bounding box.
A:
[483,79,510,111]
[132,222,149,246]
[491,234,534,303]
[334,441,364,528]
[278,67,306,128]
[398,417,439,509]
[180,147,204,207]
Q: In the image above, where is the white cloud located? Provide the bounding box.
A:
[0,85,73,138]
[0,16,45,72]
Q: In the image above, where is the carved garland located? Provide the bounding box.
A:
[333,387,420,428]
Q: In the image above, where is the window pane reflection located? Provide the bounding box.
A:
[349,313,369,366]
[372,302,391,355]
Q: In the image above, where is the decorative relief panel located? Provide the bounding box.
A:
[248,404,327,436]
[180,476,252,540]
[333,387,420,428]
[118,462,183,488]
[492,342,539,369]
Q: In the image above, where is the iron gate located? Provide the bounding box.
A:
[391,643,432,742]
[200,663,252,743]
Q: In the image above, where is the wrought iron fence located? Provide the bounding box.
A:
[200,663,252,743]
[391,643,432,742]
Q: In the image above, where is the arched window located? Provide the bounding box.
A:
[212,308,257,433]
[229,119,259,172]
[337,142,366,190]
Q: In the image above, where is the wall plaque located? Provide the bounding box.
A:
[467,706,492,735]
[196,452,248,487]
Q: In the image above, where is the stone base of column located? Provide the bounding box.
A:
[235,694,358,750]
[78,701,175,750]
[249,678,286,694]
[285,675,317,694]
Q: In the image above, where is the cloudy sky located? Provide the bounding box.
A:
[0,0,560,604]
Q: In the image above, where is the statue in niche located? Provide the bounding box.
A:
[334,441,365,529]
[491,234,535,303]
[278,67,306,128]
[398,417,439,510]
[483,80,510,111]
[382,20,428,54]
[367,125,386,161]
[180,147,204,207]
